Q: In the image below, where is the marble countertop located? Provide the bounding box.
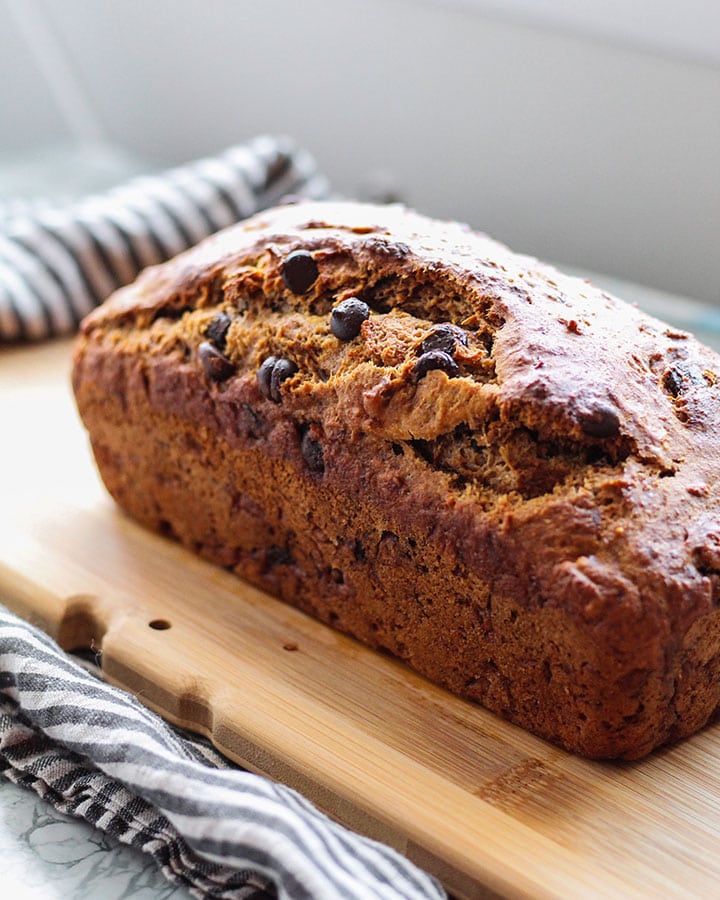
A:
[0,779,191,900]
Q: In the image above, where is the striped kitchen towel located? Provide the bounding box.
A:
[0,606,445,899]
[0,134,328,342]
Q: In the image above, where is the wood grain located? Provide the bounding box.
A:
[1,338,719,898]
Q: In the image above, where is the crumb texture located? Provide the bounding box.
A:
[73,201,720,759]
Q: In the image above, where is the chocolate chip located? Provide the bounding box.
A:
[330,297,370,341]
[257,356,278,399]
[199,341,235,383]
[413,350,460,381]
[663,368,683,397]
[662,363,704,398]
[352,539,366,561]
[257,356,297,402]
[266,544,293,566]
[579,404,621,438]
[205,312,232,350]
[301,429,325,474]
[281,250,318,294]
[419,324,468,357]
[269,358,298,402]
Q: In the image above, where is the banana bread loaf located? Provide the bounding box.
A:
[72,201,720,759]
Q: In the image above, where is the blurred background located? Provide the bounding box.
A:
[2,0,719,305]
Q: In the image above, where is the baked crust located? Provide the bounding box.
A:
[72,201,720,759]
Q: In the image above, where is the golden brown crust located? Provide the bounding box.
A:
[73,201,720,758]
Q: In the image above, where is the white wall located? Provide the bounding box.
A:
[3,0,720,304]
[0,1,74,152]
[432,0,720,66]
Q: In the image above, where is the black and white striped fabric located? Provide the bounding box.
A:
[0,605,445,899]
[0,134,328,342]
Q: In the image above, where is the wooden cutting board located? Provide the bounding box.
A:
[2,338,720,899]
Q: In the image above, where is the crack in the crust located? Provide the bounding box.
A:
[243,268,504,341]
[114,253,509,403]
[363,272,502,332]
[135,266,505,392]
[149,305,194,323]
[404,422,633,500]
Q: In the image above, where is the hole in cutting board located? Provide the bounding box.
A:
[148,618,172,631]
[59,594,107,670]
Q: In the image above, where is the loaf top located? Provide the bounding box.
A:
[79,200,720,634]
[82,200,719,462]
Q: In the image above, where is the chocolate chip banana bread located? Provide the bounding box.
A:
[72,201,720,759]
